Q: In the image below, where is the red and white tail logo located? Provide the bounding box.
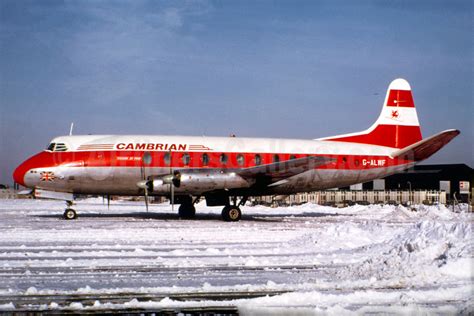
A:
[319,78,422,149]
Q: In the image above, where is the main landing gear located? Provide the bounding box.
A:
[221,196,248,222]
[178,196,196,219]
[63,201,77,220]
[178,195,248,221]
[221,205,242,221]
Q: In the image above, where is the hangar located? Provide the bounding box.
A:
[253,164,473,207]
[362,164,473,202]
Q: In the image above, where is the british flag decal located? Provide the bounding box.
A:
[40,171,56,182]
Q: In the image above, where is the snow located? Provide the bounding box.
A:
[0,198,472,313]
[0,303,15,310]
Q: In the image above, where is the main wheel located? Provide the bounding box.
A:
[178,204,196,219]
[63,208,77,220]
[221,206,242,222]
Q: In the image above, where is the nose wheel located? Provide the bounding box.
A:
[63,208,77,220]
[63,201,77,220]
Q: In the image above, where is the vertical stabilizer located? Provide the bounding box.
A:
[318,78,423,149]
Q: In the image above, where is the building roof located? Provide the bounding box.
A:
[396,164,474,176]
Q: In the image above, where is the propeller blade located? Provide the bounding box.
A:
[169,150,174,212]
[171,182,174,212]
[141,161,149,212]
[144,187,149,212]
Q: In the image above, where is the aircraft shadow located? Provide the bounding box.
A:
[34,211,345,222]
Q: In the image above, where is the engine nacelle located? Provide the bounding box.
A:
[139,170,251,194]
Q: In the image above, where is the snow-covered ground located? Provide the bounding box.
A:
[0,198,472,314]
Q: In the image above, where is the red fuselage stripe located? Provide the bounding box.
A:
[20,150,413,171]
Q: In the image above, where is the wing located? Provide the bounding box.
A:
[237,156,336,182]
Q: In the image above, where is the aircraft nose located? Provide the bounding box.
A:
[13,151,54,188]
[13,161,29,187]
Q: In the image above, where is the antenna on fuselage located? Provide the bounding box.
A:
[69,122,74,136]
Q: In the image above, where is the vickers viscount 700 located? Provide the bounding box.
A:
[13,79,459,221]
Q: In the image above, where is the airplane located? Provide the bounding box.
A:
[13,78,460,221]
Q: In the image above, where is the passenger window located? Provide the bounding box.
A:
[220,153,228,165]
[164,153,171,165]
[143,152,152,165]
[237,154,245,166]
[254,154,262,165]
[273,154,280,163]
[182,153,190,165]
[202,153,209,166]
[290,155,296,160]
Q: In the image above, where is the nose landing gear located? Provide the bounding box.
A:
[63,208,77,220]
[63,201,77,220]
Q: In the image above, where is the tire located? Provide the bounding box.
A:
[63,208,77,220]
[178,204,196,219]
[222,206,241,222]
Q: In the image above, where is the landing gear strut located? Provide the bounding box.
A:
[221,196,248,222]
[178,196,196,219]
[63,201,77,220]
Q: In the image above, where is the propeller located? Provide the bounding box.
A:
[137,166,149,212]
[102,195,111,211]
[144,181,149,212]
[136,151,181,213]
[140,152,153,212]
[169,150,174,213]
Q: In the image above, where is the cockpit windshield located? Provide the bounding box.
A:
[46,143,68,152]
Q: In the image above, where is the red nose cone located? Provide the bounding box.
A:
[13,163,27,187]
[13,151,55,188]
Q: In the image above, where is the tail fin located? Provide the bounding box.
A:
[319,78,422,149]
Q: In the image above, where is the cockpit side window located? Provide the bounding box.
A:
[46,142,68,152]
[54,143,68,151]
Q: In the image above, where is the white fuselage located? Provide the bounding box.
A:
[18,134,413,196]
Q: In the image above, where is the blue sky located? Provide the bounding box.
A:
[1,0,472,185]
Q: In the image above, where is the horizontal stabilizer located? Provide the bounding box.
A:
[238,156,335,181]
[390,129,460,161]
[17,189,33,195]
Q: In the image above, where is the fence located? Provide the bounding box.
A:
[0,188,451,206]
[253,190,447,206]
